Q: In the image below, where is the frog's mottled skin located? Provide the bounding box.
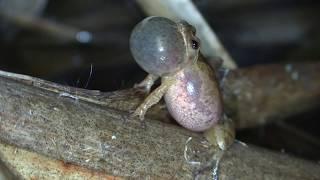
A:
[130,16,234,150]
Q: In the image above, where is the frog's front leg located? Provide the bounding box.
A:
[132,78,175,121]
[204,115,235,151]
[134,74,159,93]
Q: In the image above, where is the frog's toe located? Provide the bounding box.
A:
[129,108,147,129]
[133,83,151,94]
[130,107,146,121]
[130,109,139,119]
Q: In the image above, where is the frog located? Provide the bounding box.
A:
[129,16,235,152]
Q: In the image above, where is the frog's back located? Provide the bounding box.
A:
[164,61,223,132]
[130,16,187,76]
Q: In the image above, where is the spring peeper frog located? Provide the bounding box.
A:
[130,16,235,150]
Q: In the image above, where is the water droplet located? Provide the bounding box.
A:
[76,31,92,43]
[285,64,292,72]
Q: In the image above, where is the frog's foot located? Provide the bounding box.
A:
[134,74,159,94]
[134,83,150,94]
[204,115,235,151]
[131,104,147,122]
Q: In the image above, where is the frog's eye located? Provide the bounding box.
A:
[191,40,199,50]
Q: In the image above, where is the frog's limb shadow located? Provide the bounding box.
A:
[134,74,159,93]
[131,77,175,121]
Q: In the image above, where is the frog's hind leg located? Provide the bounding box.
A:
[204,115,235,151]
[134,74,159,93]
[131,78,175,121]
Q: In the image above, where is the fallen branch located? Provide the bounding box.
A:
[0,65,319,179]
[0,62,319,129]
[223,63,320,128]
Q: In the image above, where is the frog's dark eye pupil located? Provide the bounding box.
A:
[191,40,199,50]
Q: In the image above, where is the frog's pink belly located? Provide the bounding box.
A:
[164,74,222,132]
